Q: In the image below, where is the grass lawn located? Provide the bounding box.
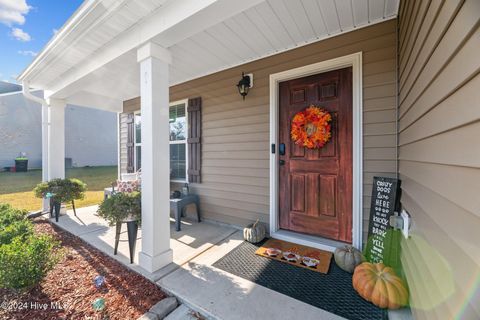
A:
[0,166,117,211]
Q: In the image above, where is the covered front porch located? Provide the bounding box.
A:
[18,0,400,274]
[14,0,480,318]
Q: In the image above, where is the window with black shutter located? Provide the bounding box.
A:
[130,98,200,182]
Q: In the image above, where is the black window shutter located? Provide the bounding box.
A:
[126,113,135,173]
[187,97,202,183]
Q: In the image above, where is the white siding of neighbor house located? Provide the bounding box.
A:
[398,0,480,319]
[120,20,398,241]
[0,91,118,169]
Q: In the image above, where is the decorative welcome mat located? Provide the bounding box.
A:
[255,238,333,274]
[212,240,387,320]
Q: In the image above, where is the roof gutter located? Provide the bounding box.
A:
[22,81,47,105]
[17,0,97,83]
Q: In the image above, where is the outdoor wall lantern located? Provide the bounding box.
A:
[237,72,253,100]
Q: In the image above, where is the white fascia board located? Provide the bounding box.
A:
[46,0,264,98]
[17,0,110,82]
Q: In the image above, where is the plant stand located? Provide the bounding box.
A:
[170,194,201,231]
[49,199,61,222]
[114,220,138,264]
[71,200,77,216]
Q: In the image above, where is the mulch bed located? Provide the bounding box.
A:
[0,218,165,320]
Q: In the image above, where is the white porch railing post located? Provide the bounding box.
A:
[47,98,65,180]
[41,103,50,211]
[137,42,173,273]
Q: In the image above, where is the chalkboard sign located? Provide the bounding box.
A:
[366,177,401,264]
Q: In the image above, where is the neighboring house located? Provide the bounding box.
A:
[16,1,479,319]
[0,81,22,94]
[0,83,117,169]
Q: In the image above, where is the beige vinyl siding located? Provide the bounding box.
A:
[398,1,480,319]
[120,20,398,237]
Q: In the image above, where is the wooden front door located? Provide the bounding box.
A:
[279,67,353,243]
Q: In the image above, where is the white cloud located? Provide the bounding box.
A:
[10,27,30,41]
[17,50,36,56]
[0,0,30,26]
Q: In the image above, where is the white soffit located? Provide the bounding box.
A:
[18,0,399,107]
[167,0,399,85]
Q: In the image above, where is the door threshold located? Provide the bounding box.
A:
[271,230,348,252]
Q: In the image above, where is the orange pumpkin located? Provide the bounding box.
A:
[352,262,408,309]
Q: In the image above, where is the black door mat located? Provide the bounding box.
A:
[212,240,387,320]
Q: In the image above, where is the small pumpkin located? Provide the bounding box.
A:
[243,219,266,243]
[353,262,409,309]
[334,245,364,273]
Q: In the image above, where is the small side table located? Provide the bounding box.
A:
[113,220,138,264]
[170,194,201,231]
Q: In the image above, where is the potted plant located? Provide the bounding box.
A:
[97,192,141,263]
[34,178,87,221]
[97,192,141,226]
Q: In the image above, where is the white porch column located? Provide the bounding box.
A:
[47,98,66,180]
[137,42,173,272]
[41,103,50,210]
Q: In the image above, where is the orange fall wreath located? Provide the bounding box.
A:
[291,105,332,149]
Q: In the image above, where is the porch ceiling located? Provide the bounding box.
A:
[18,0,398,111]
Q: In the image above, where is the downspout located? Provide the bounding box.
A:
[22,81,47,105]
[22,81,50,211]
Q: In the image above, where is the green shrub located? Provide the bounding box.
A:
[0,234,60,289]
[0,219,33,245]
[97,192,141,226]
[0,203,60,289]
[34,178,87,215]
[0,203,28,227]
[34,178,87,203]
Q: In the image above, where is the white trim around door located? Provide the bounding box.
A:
[269,52,363,251]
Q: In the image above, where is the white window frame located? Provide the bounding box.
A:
[169,99,189,183]
[133,110,141,172]
[133,100,189,181]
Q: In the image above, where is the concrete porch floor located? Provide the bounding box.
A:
[50,205,237,281]
[51,205,411,320]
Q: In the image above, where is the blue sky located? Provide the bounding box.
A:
[0,0,83,83]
